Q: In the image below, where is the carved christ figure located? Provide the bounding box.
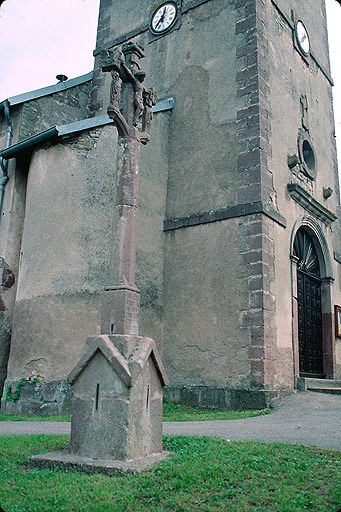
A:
[132,71,146,126]
[101,43,157,137]
[113,61,147,127]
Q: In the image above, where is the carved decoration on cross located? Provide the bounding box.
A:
[300,94,309,133]
[100,42,157,144]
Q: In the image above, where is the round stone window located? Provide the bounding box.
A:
[298,132,317,180]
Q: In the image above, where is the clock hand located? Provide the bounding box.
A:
[155,6,167,28]
[155,17,163,28]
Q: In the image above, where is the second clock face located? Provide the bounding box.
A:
[296,20,310,55]
[151,2,178,34]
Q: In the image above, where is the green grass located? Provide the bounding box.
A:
[0,435,339,511]
[162,403,271,421]
[0,413,71,422]
[0,404,270,423]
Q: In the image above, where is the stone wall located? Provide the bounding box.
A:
[2,111,169,413]
[18,81,91,141]
[266,0,341,384]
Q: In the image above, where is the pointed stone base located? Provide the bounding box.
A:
[28,450,169,476]
[67,335,168,461]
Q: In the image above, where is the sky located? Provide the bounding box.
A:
[0,0,340,164]
[0,0,100,97]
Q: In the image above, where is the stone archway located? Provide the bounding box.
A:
[290,218,335,382]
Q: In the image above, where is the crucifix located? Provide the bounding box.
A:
[29,43,168,471]
[100,42,157,338]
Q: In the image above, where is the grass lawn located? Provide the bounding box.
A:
[0,413,71,422]
[0,404,271,423]
[0,435,339,511]
[162,403,270,421]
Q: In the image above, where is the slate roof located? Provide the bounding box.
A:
[0,72,93,107]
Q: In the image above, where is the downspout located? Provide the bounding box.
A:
[0,100,13,222]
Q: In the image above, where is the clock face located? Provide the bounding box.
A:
[296,21,310,55]
[150,2,178,34]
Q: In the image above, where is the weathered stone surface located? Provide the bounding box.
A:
[1,379,72,415]
[68,335,168,461]
[164,385,278,410]
[101,287,140,336]
[163,218,250,388]
[28,450,169,476]
[18,81,91,141]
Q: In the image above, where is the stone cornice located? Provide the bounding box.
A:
[163,201,287,231]
[287,183,337,226]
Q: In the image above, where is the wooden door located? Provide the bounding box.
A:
[294,228,324,377]
[297,270,323,376]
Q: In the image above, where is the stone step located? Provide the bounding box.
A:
[297,377,341,392]
[310,388,341,395]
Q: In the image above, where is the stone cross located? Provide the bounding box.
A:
[28,43,168,473]
[100,42,156,141]
[100,43,157,337]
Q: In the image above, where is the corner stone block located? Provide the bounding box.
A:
[101,287,140,336]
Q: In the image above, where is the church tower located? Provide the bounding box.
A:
[87,0,341,406]
[1,0,340,413]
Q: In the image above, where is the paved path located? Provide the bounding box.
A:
[0,392,340,450]
[164,392,341,451]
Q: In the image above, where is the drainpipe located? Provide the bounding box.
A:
[0,100,12,221]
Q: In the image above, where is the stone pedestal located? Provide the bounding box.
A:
[68,335,168,461]
[29,334,169,474]
[28,450,169,476]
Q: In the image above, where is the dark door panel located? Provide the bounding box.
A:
[297,270,324,376]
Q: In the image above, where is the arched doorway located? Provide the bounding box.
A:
[293,228,324,377]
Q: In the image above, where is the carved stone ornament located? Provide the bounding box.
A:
[100,43,157,144]
[300,94,309,132]
[287,154,299,169]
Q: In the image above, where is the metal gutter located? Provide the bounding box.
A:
[57,114,113,137]
[0,128,58,160]
[0,97,175,160]
[152,97,174,112]
[1,72,93,107]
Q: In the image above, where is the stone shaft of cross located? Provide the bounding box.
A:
[100,42,155,337]
[101,135,141,337]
